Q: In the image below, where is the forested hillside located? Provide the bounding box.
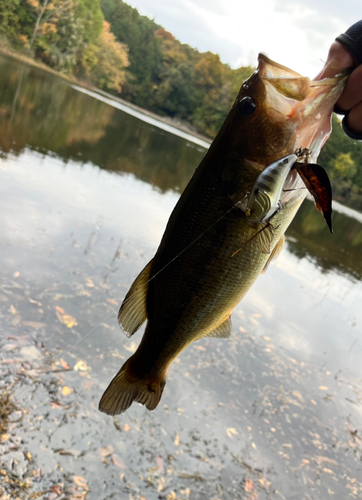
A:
[0,0,362,208]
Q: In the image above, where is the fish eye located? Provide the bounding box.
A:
[237,97,256,117]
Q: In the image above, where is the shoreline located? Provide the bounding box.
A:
[0,47,212,148]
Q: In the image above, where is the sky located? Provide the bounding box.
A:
[125,0,360,78]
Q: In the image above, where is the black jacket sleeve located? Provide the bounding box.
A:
[334,20,362,141]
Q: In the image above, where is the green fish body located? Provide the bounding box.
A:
[99,54,347,415]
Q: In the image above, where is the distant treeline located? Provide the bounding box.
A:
[1,0,362,208]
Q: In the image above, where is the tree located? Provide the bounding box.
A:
[331,152,357,179]
[85,21,129,92]
[0,0,21,39]
[25,0,72,51]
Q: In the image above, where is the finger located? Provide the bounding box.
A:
[336,64,362,111]
[315,41,356,80]
[346,100,362,134]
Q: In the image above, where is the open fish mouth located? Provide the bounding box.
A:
[258,53,348,162]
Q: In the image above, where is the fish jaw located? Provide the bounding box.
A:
[230,53,347,166]
[259,53,348,162]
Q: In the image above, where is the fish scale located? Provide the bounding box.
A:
[99,53,347,415]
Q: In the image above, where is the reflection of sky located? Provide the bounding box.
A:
[1,147,361,384]
[0,149,179,250]
[2,143,362,498]
[244,248,362,378]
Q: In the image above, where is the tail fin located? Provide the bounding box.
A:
[99,359,166,415]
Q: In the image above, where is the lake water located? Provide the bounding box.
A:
[1,53,362,500]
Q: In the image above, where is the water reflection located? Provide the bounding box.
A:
[0,53,205,193]
[1,53,362,500]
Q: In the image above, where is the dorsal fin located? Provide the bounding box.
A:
[261,235,284,274]
[118,260,153,337]
[204,316,232,338]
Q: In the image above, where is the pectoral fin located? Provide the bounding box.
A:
[204,316,232,338]
[296,163,333,233]
[255,223,275,254]
[261,235,284,274]
[118,259,153,337]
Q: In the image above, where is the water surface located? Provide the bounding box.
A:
[1,53,362,500]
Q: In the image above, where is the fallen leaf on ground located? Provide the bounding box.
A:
[10,305,17,315]
[55,306,65,314]
[226,428,238,438]
[3,344,18,351]
[107,298,119,306]
[111,455,126,468]
[61,386,73,396]
[60,358,70,369]
[245,478,254,492]
[51,402,62,409]
[73,476,88,489]
[86,279,95,288]
[99,445,114,457]
[22,321,46,329]
[0,434,10,442]
[56,310,78,328]
[74,360,90,371]
[193,345,206,351]
[174,434,180,446]
[323,468,334,474]
[51,485,62,495]
[124,423,131,432]
[318,386,328,391]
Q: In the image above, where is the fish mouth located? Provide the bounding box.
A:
[257,53,348,161]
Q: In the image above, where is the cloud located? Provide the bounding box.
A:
[126,0,360,76]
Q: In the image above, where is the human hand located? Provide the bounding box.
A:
[316,21,362,139]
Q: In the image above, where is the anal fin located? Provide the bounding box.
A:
[118,259,153,337]
[261,235,284,274]
[204,316,232,338]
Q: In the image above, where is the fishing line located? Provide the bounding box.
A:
[6,205,235,409]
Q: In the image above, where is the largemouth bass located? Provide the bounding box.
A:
[99,54,347,415]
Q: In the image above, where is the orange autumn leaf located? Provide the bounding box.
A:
[60,358,70,370]
[124,423,131,432]
[99,445,114,457]
[111,455,127,468]
[245,478,254,492]
[55,306,65,314]
[56,309,78,328]
[62,386,73,396]
[73,476,88,489]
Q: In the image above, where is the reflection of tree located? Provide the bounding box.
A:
[0,53,205,193]
[2,54,362,284]
[0,55,115,153]
[287,200,362,280]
